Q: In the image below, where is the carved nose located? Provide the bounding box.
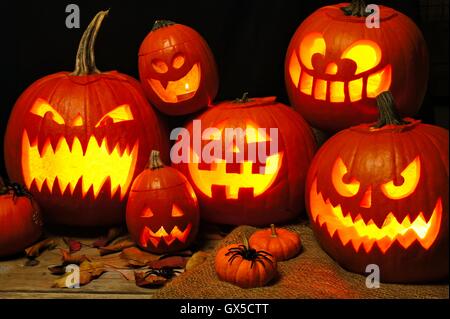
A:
[325,62,338,75]
[360,186,372,208]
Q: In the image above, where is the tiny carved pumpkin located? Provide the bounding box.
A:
[175,94,317,226]
[215,237,277,288]
[126,151,199,254]
[4,11,169,227]
[249,224,302,261]
[138,20,219,116]
[285,0,429,132]
[0,179,42,257]
[306,92,449,283]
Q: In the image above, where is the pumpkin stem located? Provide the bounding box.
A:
[71,10,109,76]
[242,235,250,250]
[270,224,278,237]
[341,0,370,17]
[372,91,409,129]
[234,92,252,104]
[152,20,176,32]
[149,150,165,170]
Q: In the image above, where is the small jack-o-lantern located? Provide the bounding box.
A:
[176,94,317,226]
[138,20,219,116]
[3,11,169,227]
[126,151,199,254]
[306,92,448,283]
[285,0,429,132]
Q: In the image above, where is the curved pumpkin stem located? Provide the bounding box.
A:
[372,91,409,129]
[234,92,252,104]
[341,0,370,17]
[270,224,278,238]
[149,150,165,170]
[71,10,109,76]
[152,20,176,32]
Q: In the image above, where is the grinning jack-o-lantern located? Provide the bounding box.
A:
[138,20,219,116]
[3,11,169,227]
[126,151,199,254]
[306,92,449,283]
[285,0,429,133]
[176,95,317,226]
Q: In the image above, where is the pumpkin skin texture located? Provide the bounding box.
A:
[175,95,317,226]
[0,183,42,257]
[3,11,169,227]
[249,224,302,261]
[305,92,448,283]
[285,1,429,133]
[126,151,199,254]
[215,241,277,289]
[138,20,219,116]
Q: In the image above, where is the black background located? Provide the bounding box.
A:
[0,0,446,178]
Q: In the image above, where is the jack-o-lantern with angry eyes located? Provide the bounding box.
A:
[3,11,169,227]
[306,92,448,283]
[138,20,219,116]
[126,151,199,254]
[285,0,429,133]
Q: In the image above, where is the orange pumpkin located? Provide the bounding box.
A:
[249,224,302,261]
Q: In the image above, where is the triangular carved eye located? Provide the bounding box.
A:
[171,204,184,217]
[141,208,154,218]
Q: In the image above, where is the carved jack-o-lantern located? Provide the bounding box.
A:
[285,0,429,132]
[138,20,219,116]
[176,95,317,226]
[3,11,169,227]
[306,92,449,283]
[126,151,199,254]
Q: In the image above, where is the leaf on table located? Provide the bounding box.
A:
[134,270,167,288]
[147,256,187,269]
[25,238,57,258]
[186,251,210,271]
[92,227,125,248]
[98,239,135,256]
[63,238,82,253]
[119,247,159,267]
[52,260,106,288]
[60,249,91,265]
[24,259,40,267]
[48,265,66,275]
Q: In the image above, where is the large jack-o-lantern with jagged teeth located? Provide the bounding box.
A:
[4,11,169,227]
[176,95,317,226]
[285,0,429,133]
[126,151,199,254]
[138,20,219,116]
[306,92,448,283]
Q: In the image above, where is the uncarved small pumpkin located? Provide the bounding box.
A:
[249,224,302,261]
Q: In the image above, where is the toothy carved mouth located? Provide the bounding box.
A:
[148,64,201,103]
[22,131,138,199]
[288,53,392,102]
[140,224,192,247]
[309,179,442,254]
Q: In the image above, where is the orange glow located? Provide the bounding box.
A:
[330,81,345,102]
[148,63,201,103]
[310,179,442,253]
[341,40,382,75]
[141,208,154,218]
[367,65,392,98]
[314,79,327,101]
[299,32,326,70]
[30,99,65,125]
[300,72,314,95]
[289,52,301,88]
[71,114,84,127]
[359,187,372,208]
[172,54,185,69]
[171,204,184,217]
[381,157,420,200]
[152,59,168,73]
[332,158,360,197]
[348,78,363,102]
[325,63,338,75]
[21,131,138,199]
[140,224,192,247]
[95,104,134,128]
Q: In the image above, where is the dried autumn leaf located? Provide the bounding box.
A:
[99,239,135,256]
[147,256,187,269]
[186,251,210,271]
[48,265,66,275]
[134,271,167,288]
[92,227,125,248]
[24,259,40,267]
[119,247,159,266]
[63,238,82,253]
[60,249,90,265]
[52,260,106,288]
[25,238,57,258]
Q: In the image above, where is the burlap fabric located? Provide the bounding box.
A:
[154,223,449,299]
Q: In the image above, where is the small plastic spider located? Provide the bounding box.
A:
[145,267,183,280]
[0,180,34,202]
[225,240,273,269]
